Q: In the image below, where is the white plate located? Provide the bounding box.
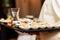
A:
[0,20,11,23]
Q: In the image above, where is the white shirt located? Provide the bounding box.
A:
[39,0,60,40]
[39,0,60,25]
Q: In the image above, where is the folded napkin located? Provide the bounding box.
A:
[17,34,36,40]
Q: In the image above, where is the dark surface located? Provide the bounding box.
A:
[0,23,18,40]
[14,27,60,33]
[0,26,1,39]
[0,0,17,40]
[0,0,4,18]
[2,0,16,19]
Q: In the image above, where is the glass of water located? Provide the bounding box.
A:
[11,8,20,20]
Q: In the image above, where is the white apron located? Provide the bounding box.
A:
[39,0,60,40]
[39,0,60,25]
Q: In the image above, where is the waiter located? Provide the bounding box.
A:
[39,0,60,40]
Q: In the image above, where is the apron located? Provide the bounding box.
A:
[39,0,60,25]
[39,0,60,40]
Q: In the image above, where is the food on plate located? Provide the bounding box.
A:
[7,15,12,20]
[44,22,50,27]
[32,21,37,28]
[37,22,42,27]
[20,21,28,29]
[1,18,60,29]
[7,21,12,26]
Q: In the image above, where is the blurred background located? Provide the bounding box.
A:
[0,0,45,40]
[0,0,44,18]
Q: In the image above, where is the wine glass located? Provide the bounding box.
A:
[11,8,20,20]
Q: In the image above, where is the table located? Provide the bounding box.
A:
[0,23,18,40]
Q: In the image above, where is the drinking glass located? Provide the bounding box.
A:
[11,8,20,20]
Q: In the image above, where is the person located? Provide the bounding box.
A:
[39,0,60,25]
[39,0,60,40]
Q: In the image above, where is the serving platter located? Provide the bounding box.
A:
[0,18,60,32]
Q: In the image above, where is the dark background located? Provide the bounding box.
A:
[0,0,18,40]
[0,0,15,19]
